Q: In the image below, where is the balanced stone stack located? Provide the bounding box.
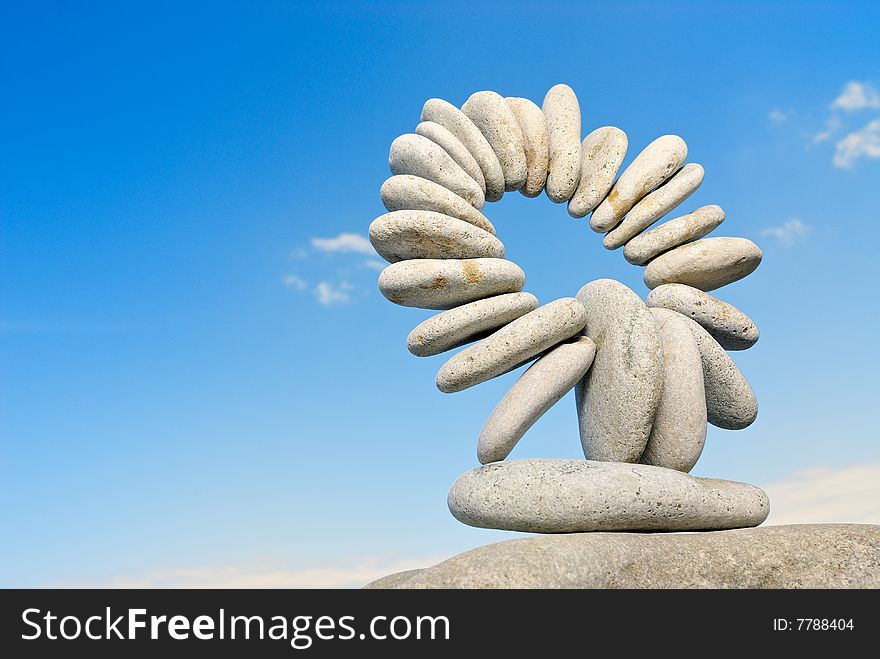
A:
[365,85,880,588]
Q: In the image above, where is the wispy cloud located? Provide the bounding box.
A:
[833,118,880,168]
[311,233,376,255]
[831,81,880,112]
[315,281,352,306]
[364,259,386,271]
[51,556,440,589]
[768,108,791,125]
[763,462,880,526]
[282,274,308,290]
[760,218,810,246]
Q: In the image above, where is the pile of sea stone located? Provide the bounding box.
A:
[370,84,769,535]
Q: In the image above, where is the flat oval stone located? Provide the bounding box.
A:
[624,205,724,265]
[378,258,525,310]
[421,98,505,203]
[505,97,549,198]
[575,279,663,463]
[542,84,581,203]
[478,337,596,464]
[647,283,759,350]
[380,175,496,235]
[448,459,770,533]
[415,121,486,192]
[369,210,504,263]
[407,292,539,357]
[644,237,762,291]
[462,91,528,192]
[590,135,688,232]
[389,133,485,209]
[568,126,628,218]
[436,297,587,393]
[603,163,704,249]
[641,308,707,473]
[680,313,758,429]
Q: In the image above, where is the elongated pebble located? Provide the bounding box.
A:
[422,98,506,202]
[505,97,549,197]
[380,175,496,235]
[543,84,581,203]
[436,298,587,393]
[478,337,596,464]
[623,205,724,265]
[415,121,486,192]
[568,127,628,218]
[680,314,758,430]
[641,308,707,473]
[590,135,688,232]
[647,283,759,350]
[389,134,485,209]
[408,292,540,357]
[369,210,504,263]
[603,163,704,249]
[644,237,762,291]
[378,258,525,310]
[462,91,528,192]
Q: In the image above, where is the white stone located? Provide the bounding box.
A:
[380,175,496,235]
[462,91,528,192]
[568,127,627,218]
[590,135,688,232]
[603,163,704,249]
[644,237,762,291]
[407,292,539,357]
[681,314,758,430]
[478,337,596,464]
[415,121,486,192]
[641,308,707,472]
[575,279,663,463]
[436,298,587,393]
[623,205,723,265]
[378,258,525,310]
[369,210,504,263]
[542,84,582,203]
[388,133,485,209]
[505,97,549,198]
[421,98,506,202]
[448,459,770,533]
[647,283,759,350]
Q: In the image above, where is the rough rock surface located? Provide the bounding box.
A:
[543,84,582,203]
[365,524,880,589]
[568,126,627,218]
[623,205,723,265]
[505,97,549,198]
[462,91,528,192]
[415,120,486,192]
[644,237,762,291]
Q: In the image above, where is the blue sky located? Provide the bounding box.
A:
[2,1,879,587]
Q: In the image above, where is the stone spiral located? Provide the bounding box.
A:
[370,83,767,534]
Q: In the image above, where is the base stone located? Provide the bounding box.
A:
[364,524,880,589]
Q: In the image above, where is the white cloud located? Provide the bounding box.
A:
[364,259,386,271]
[315,281,352,306]
[760,218,810,246]
[768,108,790,124]
[833,119,880,168]
[282,274,308,290]
[763,462,880,526]
[51,556,441,589]
[831,81,880,112]
[311,233,376,255]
